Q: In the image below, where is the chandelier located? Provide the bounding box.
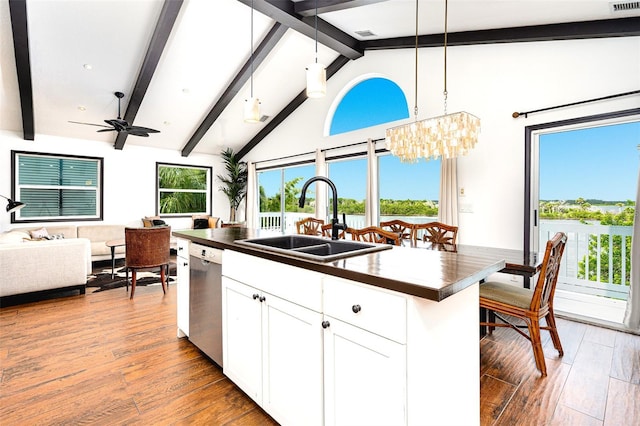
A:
[386,0,480,162]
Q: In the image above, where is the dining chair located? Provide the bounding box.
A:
[414,222,458,246]
[479,231,567,376]
[321,223,346,239]
[347,226,401,246]
[379,219,414,242]
[295,217,325,236]
[125,226,171,300]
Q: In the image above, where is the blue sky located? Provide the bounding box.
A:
[540,121,640,201]
[259,78,639,203]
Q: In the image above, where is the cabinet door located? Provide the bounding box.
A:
[222,277,263,403]
[176,241,190,337]
[262,294,324,426]
[324,317,406,426]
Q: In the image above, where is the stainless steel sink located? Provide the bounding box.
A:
[235,235,392,262]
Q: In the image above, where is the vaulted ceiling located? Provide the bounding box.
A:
[2,0,638,159]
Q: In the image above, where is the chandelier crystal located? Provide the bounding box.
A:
[386,0,480,163]
[386,111,480,162]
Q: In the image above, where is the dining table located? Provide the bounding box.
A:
[405,240,542,289]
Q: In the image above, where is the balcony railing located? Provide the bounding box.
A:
[540,221,631,300]
[258,213,631,300]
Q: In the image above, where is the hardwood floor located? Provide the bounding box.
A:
[1,283,638,425]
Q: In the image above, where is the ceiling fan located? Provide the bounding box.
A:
[70,91,160,137]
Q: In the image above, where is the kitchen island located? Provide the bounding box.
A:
[173,227,505,426]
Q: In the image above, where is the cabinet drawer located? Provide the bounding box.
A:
[323,276,406,344]
[223,250,322,312]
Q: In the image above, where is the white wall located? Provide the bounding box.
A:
[244,36,640,249]
[0,131,225,232]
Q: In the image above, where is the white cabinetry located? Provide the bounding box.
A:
[176,238,190,337]
[323,276,407,426]
[222,251,324,426]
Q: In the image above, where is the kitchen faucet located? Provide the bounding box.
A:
[298,176,346,240]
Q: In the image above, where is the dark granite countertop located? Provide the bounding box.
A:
[173,228,505,302]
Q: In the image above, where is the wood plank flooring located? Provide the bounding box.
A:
[1,282,639,425]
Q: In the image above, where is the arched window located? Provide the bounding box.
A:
[329,77,408,135]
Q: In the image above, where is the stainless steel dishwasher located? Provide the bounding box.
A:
[188,243,223,366]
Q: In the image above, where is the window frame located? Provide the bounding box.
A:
[11,150,104,223]
[156,162,212,217]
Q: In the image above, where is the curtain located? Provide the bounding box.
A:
[438,158,458,226]
[245,161,258,229]
[365,138,379,227]
[315,149,328,221]
[623,166,640,331]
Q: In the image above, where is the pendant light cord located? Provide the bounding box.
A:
[443,0,448,114]
[250,0,254,97]
[413,0,418,120]
[314,0,318,64]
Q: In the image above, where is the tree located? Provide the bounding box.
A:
[217,148,247,222]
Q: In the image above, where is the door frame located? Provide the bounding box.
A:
[523,108,640,256]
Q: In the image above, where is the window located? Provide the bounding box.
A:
[157,163,211,216]
[327,157,367,228]
[257,164,315,232]
[329,77,408,135]
[378,154,440,224]
[12,151,103,222]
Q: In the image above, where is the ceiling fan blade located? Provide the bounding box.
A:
[96,128,118,133]
[104,119,127,131]
[127,130,150,137]
[128,126,160,133]
[68,120,111,129]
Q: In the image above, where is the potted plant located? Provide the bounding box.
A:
[217,148,248,223]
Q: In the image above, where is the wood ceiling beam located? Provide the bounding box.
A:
[181,23,288,157]
[236,0,363,59]
[363,17,640,50]
[294,0,388,16]
[9,0,34,141]
[236,55,350,160]
[113,0,183,150]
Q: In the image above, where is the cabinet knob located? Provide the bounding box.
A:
[259,296,266,302]
[321,320,330,329]
[352,304,362,313]
[178,247,183,251]
[183,262,188,267]
[253,294,260,300]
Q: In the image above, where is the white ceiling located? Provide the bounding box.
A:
[1,0,638,157]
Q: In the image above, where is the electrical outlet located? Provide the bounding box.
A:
[459,187,465,196]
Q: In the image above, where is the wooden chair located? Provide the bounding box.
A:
[125,226,171,300]
[379,219,414,242]
[220,221,245,228]
[347,226,401,246]
[480,232,567,376]
[321,223,346,239]
[414,222,458,246]
[192,215,219,229]
[295,217,325,236]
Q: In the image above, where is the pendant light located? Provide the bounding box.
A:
[244,0,261,123]
[386,0,480,162]
[306,0,326,98]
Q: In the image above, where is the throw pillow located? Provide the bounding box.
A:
[142,218,154,227]
[193,218,209,229]
[29,227,49,239]
[0,230,31,244]
[46,233,65,240]
[152,219,166,227]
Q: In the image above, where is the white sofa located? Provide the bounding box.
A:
[0,229,91,301]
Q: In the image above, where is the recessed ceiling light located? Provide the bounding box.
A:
[83,64,92,70]
[78,106,86,111]
[182,88,190,94]
[163,121,171,125]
